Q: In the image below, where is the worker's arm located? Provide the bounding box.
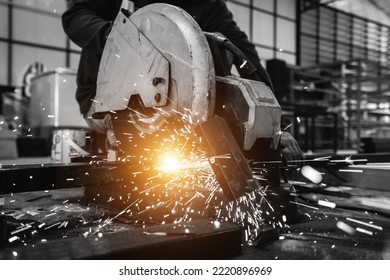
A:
[61,0,122,115]
[62,0,120,53]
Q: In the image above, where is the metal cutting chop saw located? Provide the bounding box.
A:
[93,4,283,203]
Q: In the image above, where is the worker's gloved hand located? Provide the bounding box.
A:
[103,114,118,149]
[280,131,303,164]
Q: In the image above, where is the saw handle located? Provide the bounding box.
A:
[121,0,134,14]
[204,32,260,81]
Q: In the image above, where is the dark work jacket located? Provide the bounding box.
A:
[62,0,273,115]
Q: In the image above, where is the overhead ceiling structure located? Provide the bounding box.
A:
[303,0,390,25]
[328,0,390,25]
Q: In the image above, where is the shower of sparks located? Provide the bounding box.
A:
[283,123,292,131]
[346,217,383,231]
[157,153,203,173]
[301,165,323,184]
[10,106,383,250]
[318,200,336,209]
[356,227,373,235]
[8,236,19,243]
[338,169,363,173]
[314,156,331,161]
[10,224,32,235]
[79,108,285,244]
[143,231,168,236]
[290,200,319,210]
[336,221,355,235]
[44,222,62,230]
[44,213,56,218]
[240,60,247,69]
[330,158,367,164]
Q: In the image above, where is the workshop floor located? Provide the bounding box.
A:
[0,187,242,259]
[1,182,390,259]
[238,196,390,259]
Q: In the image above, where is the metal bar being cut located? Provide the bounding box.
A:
[197,116,261,201]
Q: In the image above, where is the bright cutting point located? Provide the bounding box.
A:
[159,153,184,173]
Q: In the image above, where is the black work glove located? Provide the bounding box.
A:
[280,131,303,164]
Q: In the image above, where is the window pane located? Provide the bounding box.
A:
[276,18,296,53]
[226,2,250,36]
[0,42,7,85]
[13,8,66,47]
[256,46,274,63]
[379,26,389,54]
[0,4,8,38]
[70,53,80,70]
[70,41,81,52]
[254,0,274,12]
[277,0,296,19]
[12,45,65,86]
[301,36,316,66]
[253,11,274,47]
[337,43,349,61]
[276,51,296,65]
[228,0,250,5]
[13,0,66,14]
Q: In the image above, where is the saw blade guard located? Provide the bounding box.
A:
[95,4,216,133]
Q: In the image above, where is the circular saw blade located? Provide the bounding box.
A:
[128,3,216,132]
